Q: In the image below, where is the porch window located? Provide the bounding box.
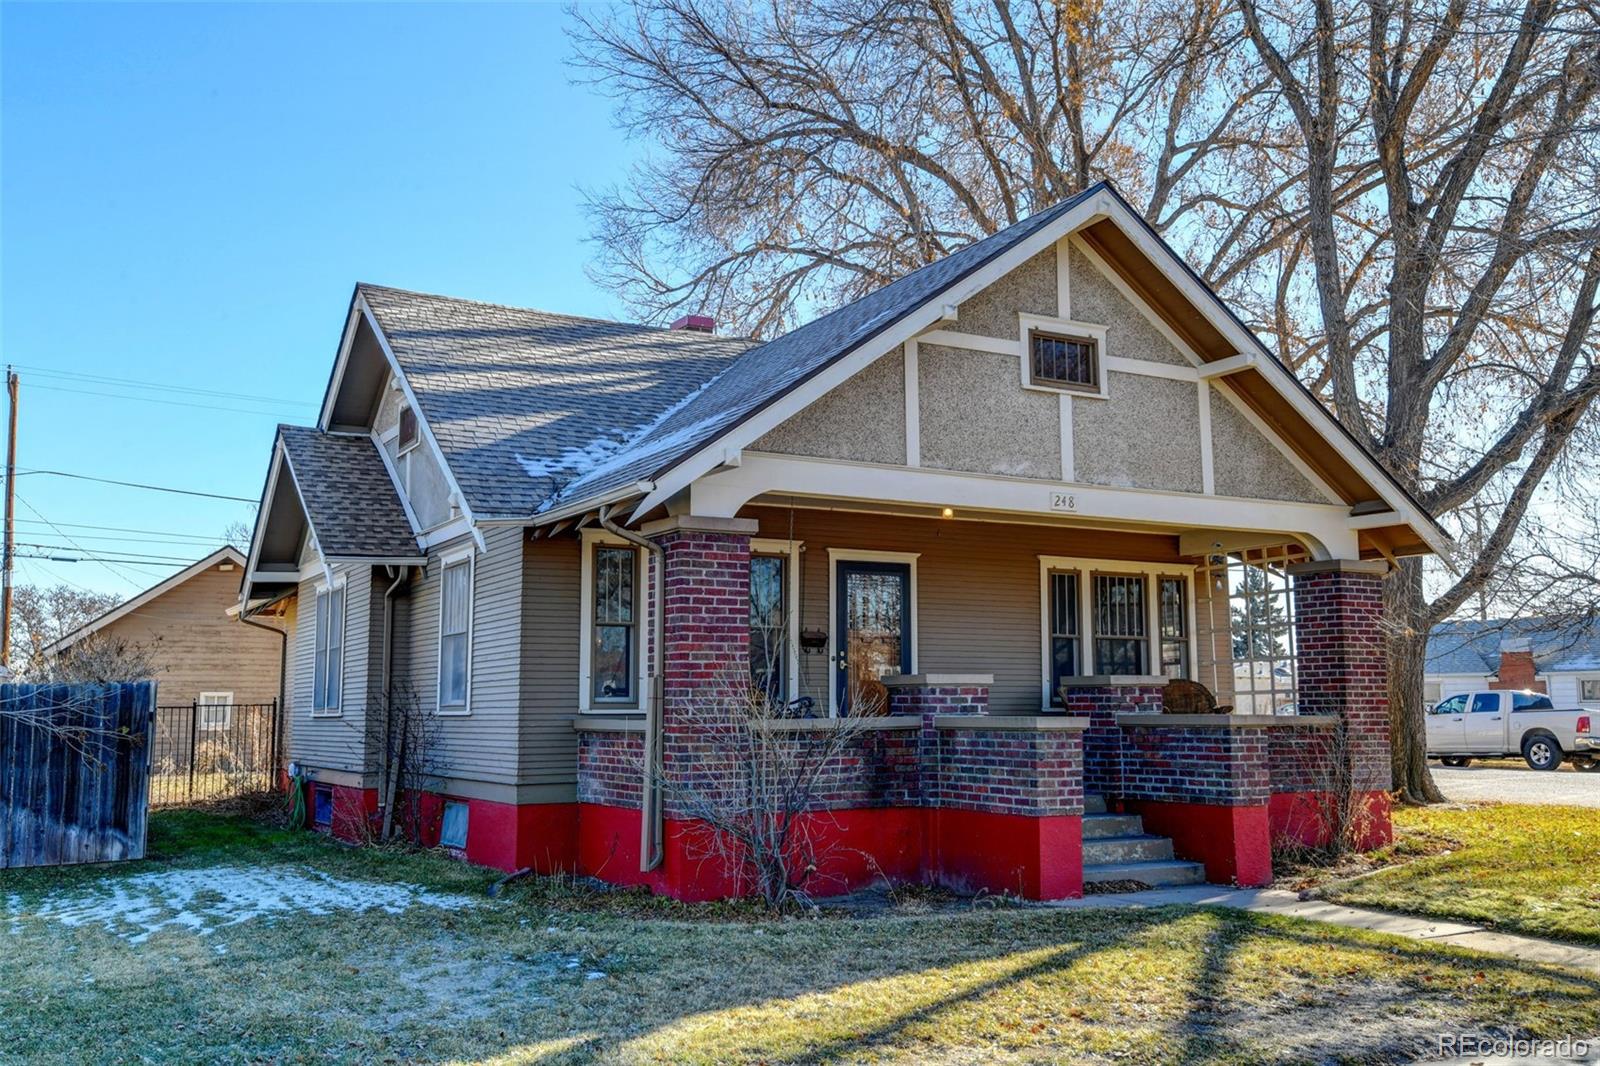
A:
[313,584,344,715]
[1093,574,1147,674]
[1158,577,1188,678]
[439,556,472,711]
[592,545,636,703]
[1193,547,1302,715]
[750,554,786,702]
[1029,329,1099,392]
[1047,571,1080,704]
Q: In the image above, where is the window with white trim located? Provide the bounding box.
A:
[1580,679,1600,702]
[439,556,472,711]
[1041,560,1195,706]
[1029,329,1099,392]
[313,585,344,715]
[198,692,234,731]
[591,544,637,704]
[750,554,787,701]
[397,404,418,453]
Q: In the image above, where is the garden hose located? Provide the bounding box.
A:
[286,769,308,829]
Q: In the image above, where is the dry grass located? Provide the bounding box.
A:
[1312,802,1600,946]
[1,811,1596,1065]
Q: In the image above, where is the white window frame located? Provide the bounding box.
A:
[1579,677,1600,704]
[1037,556,1197,709]
[750,538,803,704]
[197,691,234,731]
[579,530,648,713]
[1018,313,1111,400]
[312,578,347,718]
[826,548,921,717]
[436,545,475,716]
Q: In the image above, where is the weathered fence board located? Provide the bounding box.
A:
[0,682,155,869]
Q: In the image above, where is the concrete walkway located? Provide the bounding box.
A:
[1049,885,1600,975]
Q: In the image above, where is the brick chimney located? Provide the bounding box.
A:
[1488,636,1545,693]
[670,314,715,334]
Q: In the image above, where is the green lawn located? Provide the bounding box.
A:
[1316,803,1600,946]
[1,811,1596,1065]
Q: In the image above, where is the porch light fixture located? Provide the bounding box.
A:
[941,507,955,519]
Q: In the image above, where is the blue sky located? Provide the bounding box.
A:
[2,1,634,598]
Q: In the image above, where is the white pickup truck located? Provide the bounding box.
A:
[1426,690,1598,771]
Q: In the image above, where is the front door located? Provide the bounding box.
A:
[835,561,912,714]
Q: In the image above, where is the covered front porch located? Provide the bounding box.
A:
[565,461,1396,901]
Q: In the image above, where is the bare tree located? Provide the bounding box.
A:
[570,0,1312,338]
[577,0,1600,805]
[650,671,880,908]
[43,634,163,686]
[9,584,118,677]
[1238,0,1600,801]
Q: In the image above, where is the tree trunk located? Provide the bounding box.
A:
[1385,560,1445,804]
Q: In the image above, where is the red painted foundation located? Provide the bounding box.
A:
[1128,800,1272,887]
[934,808,1083,900]
[1269,790,1393,852]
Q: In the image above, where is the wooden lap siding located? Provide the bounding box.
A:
[87,563,283,707]
[742,505,1185,714]
[520,535,581,795]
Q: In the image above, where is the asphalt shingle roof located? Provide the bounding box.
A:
[278,425,420,558]
[1427,616,1600,675]
[358,285,756,519]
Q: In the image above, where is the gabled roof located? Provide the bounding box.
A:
[278,426,419,559]
[1427,616,1600,675]
[545,186,1102,511]
[316,181,1447,557]
[354,285,755,518]
[44,546,245,655]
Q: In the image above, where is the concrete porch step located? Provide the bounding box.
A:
[1082,859,1207,888]
[1082,834,1175,866]
[1081,813,1143,839]
[1084,794,1108,815]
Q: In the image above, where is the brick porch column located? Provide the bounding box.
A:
[642,515,757,899]
[1287,558,1393,847]
[885,673,991,803]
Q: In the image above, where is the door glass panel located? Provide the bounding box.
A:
[843,569,904,714]
[1470,694,1499,713]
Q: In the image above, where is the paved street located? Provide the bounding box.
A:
[1433,763,1599,807]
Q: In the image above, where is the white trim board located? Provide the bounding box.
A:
[46,546,246,655]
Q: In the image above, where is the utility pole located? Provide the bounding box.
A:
[2,369,17,670]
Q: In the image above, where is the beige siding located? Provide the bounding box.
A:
[743,506,1186,713]
[87,562,282,708]
[520,535,581,788]
[398,528,524,786]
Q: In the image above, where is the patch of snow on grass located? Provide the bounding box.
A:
[5,865,476,944]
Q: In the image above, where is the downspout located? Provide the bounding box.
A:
[239,603,289,781]
[597,504,665,872]
[378,564,411,842]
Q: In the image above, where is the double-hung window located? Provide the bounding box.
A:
[439,556,472,712]
[313,584,344,715]
[1158,576,1189,678]
[1093,573,1147,675]
[1047,571,1080,703]
[749,554,787,701]
[591,545,637,704]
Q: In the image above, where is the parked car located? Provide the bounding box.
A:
[1426,690,1598,771]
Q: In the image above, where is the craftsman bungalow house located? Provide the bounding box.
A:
[241,183,1447,900]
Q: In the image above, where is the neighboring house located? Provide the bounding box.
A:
[240,182,1448,900]
[44,545,289,717]
[1426,617,1600,708]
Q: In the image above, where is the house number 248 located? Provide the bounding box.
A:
[1049,491,1078,513]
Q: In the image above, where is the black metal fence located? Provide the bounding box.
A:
[1,682,156,868]
[149,700,280,808]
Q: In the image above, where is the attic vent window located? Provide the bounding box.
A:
[1029,330,1099,392]
[398,404,418,452]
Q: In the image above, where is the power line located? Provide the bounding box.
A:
[12,529,228,548]
[9,363,317,408]
[14,492,145,589]
[15,550,183,570]
[14,518,244,540]
[28,382,308,419]
[15,542,203,564]
[13,469,257,503]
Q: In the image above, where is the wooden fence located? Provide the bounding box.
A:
[0,682,156,869]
